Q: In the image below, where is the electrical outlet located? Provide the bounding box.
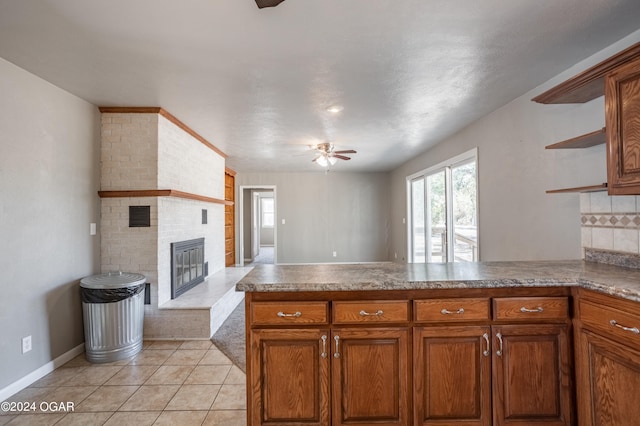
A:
[394,252,397,259]
[22,335,32,354]
[333,251,337,257]
[90,223,97,235]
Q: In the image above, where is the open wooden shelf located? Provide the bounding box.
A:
[532,42,640,104]
[545,183,607,194]
[545,128,606,149]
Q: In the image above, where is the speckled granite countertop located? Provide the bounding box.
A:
[236,260,640,303]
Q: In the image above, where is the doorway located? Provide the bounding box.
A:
[239,185,276,266]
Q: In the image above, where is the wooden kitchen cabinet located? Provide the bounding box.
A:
[492,324,572,426]
[247,297,409,426]
[247,290,574,426]
[606,56,640,195]
[414,297,572,426]
[414,326,492,426]
[575,290,640,425]
[249,328,330,425]
[332,328,410,426]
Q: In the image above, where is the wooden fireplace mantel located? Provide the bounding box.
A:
[98,189,233,206]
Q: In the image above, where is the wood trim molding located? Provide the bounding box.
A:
[98,189,234,206]
[225,167,237,176]
[98,106,227,158]
[532,42,640,104]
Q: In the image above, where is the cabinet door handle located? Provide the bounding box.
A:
[496,333,503,357]
[321,335,328,358]
[277,311,302,318]
[441,308,465,315]
[610,319,640,335]
[482,333,490,357]
[359,309,383,316]
[520,306,544,313]
[334,335,340,358]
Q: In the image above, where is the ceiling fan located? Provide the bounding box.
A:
[311,142,357,167]
[255,0,286,8]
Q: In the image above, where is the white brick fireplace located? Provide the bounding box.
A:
[99,108,227,337]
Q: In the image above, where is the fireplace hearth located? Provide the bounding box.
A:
[171,238,206,299]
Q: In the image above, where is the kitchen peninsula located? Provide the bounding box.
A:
[237,258,640,426]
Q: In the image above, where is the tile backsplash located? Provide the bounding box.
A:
[580,192,640,255]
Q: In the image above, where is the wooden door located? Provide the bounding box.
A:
[224,169,235,266]
[492,324,572,426]
[414,326,491,426]
[606,57,640,195]
[331,328,409,426]
[576,328,640,426]
[249,328,330,426]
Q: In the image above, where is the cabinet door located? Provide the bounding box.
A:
[331,328,409,426]
[577,328,640,426]
[414,326,491,426]
[249,328,330,426]
[606,57,640,195]
[492,324,572,426]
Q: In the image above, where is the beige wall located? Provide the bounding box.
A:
[0,58,101,393]
[236,172,390,264]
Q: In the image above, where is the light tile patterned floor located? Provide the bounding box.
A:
[0,340,246,426]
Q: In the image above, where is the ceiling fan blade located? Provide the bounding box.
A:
[333,154,351,161]
[334,150,357,154]
[255,0,285,8]
[312,155,321,163]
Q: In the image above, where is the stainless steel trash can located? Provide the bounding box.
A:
[80,271,146,363]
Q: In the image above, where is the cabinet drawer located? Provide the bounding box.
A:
[414,298,490,322]
[333,301,409,324]
[580,300,640,347]
[250,301,329,326]
[493,297,568,321]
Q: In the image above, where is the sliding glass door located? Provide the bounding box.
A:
[409,150,478,263]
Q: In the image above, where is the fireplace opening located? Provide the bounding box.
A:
[171,238,205,299]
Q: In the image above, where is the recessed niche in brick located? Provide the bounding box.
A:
[129,205,151,227]
[202,209,208,224]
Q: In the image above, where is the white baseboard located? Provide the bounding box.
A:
[0,343,85,402]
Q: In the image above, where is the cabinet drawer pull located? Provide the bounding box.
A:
[334,335,340,358]
[277,311,302,318]
[610,319,640,335]
[441,308,465,315]
[321,335,328,359]
[520,306,544,313]
[496,333,503,357]
[482,333,490,357]
[359,309,383,317]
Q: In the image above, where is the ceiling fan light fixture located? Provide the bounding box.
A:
[328,156,338,165]
[326,105,344,114]
[316,155,329,167]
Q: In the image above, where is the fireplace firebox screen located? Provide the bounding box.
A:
[171,238,205,299]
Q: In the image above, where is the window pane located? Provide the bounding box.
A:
[426,171,446,262]
[452,161,477,262]
[261,198,274,227]
[411,178,425,263]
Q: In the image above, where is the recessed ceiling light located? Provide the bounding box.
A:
[326,105,344,114]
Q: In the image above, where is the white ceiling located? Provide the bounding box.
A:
[1,1,640,172]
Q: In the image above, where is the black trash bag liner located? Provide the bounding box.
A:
[81,283,145,304]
